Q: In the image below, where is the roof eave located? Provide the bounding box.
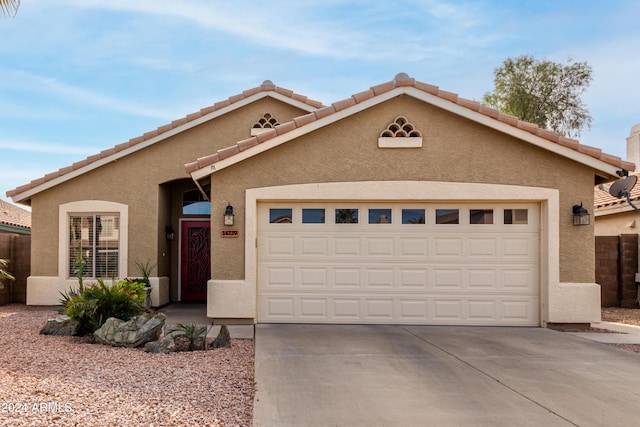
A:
[189,86,625,181]
[0,223,31,235]
[595,202,638,216]
[9,91,319,204]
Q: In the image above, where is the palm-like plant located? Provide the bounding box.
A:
[168,323,207,351]
[0,0,20,17]
[0,259,15,289]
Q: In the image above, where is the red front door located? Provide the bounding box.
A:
[180,220,210,301]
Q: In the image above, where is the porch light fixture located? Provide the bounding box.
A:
[572,203,590,226]
[224,204,234,226]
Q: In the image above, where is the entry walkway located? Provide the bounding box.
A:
[254,324,640,427]
[571,321,640,344]
[157,303,253,339]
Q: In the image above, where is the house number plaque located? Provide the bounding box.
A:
[221,229,239,238]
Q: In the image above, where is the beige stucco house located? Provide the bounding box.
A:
[7,73,634,327]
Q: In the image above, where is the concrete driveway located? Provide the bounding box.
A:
[254,324,640,426]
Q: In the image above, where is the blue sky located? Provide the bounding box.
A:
[2,0,639,201]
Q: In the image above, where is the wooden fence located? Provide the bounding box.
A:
[595,234,638,307]
[0,234,30,305]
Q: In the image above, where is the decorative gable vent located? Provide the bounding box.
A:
[378,116,423,148]
[251,113,280,136]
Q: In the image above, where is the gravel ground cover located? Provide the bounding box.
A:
[601,307,640,354]
[601,307,640,326]
[0,304,254,426]
[2,303,639,425]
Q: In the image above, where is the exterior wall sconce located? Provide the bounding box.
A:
[165,225,175,240]
[224,204,234,226]
[572,203,590,226]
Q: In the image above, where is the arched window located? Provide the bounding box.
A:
[183,189,211,215]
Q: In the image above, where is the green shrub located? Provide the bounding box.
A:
[0,259,15,289]
[60,279,147,335]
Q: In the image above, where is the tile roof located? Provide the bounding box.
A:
[185,73,636,175]
[6,81,324,200]
[0,199,31,230]
[595,174,640,209]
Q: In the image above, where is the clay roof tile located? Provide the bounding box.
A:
[217,145,240,161]
[185,161,200,174]
[516,121,539,133]
[185,111,202,122]
[157,124,173,134]
[414,81,439,95]
[577,144,602,158]
[352,89,375,104]
[332,97,356,112]
[370,81,395,96]
[228,94,245,104]
[199,105,216,116]
[256,128,277,143]
[275,87,294,98]
[437,89,459,103]
[314,105,336,120]
[456,98,480,111]
[198,153,219,168]
[478,105,500,119]
[242,87,261,98]
[557,136,580,150]
[498,113,519,127]
[294,112,317,127]
[275,121,296,135]
[237,136,260,151]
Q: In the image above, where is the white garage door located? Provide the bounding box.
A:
[257,202,539,325]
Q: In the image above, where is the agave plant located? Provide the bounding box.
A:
[168,322,207,351]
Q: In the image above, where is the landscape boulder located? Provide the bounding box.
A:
[213,324,231,348]
[144,335,176,354]
[40,315,80,336]
[94,313,166,348]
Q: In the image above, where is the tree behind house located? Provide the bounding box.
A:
[482,55,593,138]
[0,0,19,17]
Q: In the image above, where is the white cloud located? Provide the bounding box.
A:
[0,140,99,156]
[0,68,175,120]
[49,0,490,62]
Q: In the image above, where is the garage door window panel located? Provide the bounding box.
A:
[504,209,528,225]
[436,209,459,224]
[369,209,392,224]
[302,208,325,224]
[269,208,292,224]
[470,209,494,224]
[402,209,426,224]
[335,208,359,224]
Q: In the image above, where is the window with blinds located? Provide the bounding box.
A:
[69,214,119,278]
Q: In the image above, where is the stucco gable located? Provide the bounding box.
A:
[7,81,324,204]
[186,73,633,182]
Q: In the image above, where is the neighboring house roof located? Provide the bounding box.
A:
[185,73,634,182]
[7,81,324,204]
[0,199,31,234]
[594,173,640,215]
